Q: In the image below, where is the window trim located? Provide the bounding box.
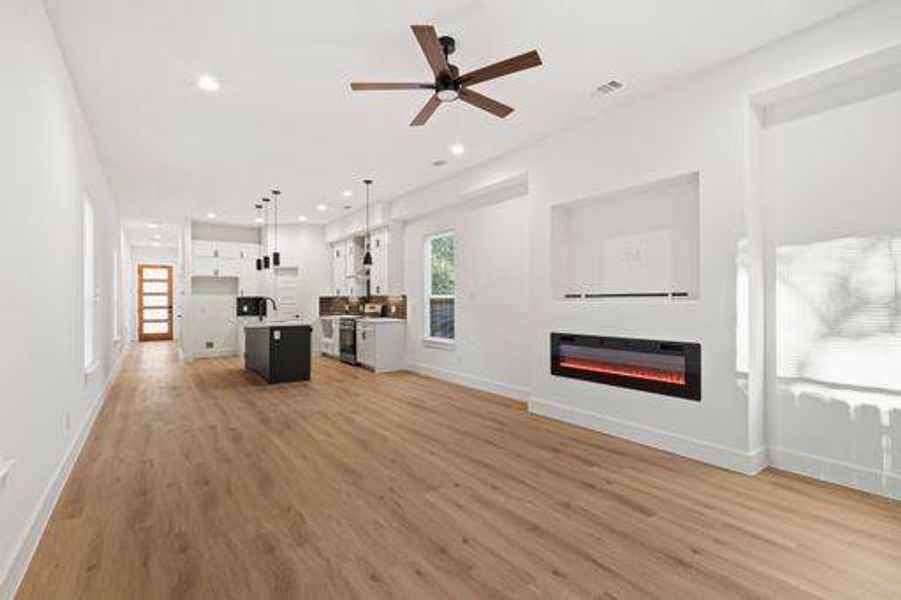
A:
[423,230,456,345]
[83,195,96,372]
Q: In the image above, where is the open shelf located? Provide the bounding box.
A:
[552,172,700,301]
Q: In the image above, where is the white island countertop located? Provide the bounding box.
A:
[242,320,312,329]
[357,317,405,324]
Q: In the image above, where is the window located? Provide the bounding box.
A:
[83,196,95,370]
[424,231,455,342]
[775,235,901,405]
[112,248,120,342]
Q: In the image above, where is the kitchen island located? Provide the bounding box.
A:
[243,321,312,383]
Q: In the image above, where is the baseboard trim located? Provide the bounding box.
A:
[184,349,239,362]
[409,363,530,403]
[769,446,901,500]
[0,345,128,600]
[528,396,767,475]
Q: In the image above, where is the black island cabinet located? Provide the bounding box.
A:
[244,323,312,384]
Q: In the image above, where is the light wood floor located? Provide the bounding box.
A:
[18,343,901,599]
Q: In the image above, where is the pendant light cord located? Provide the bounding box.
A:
[272,190,279,253]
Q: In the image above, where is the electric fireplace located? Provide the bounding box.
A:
[551,333,701,401]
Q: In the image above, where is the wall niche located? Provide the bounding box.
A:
[552,172,700,301]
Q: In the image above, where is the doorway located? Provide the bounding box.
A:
[138,264,174,341]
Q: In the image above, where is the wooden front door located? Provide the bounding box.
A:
[138,264,174,341]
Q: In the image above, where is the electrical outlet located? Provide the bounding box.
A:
[205,341,214,349]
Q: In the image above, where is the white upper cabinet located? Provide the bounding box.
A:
[328,225,403,297]
[238,243,259,260]
[193,256,217,277]
[192,240,246,279]
[194,240,217,258]
[331,243,346,296]
[369,228,389,295]
[217,242,242,259]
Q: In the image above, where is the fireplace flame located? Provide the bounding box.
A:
[559,358,686,385]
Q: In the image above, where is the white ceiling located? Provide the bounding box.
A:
[46,0,867,226]
[123,217,181,248]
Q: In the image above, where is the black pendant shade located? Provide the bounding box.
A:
[271,189,280,268]
[262,196,271,269]
[255,202,264,270]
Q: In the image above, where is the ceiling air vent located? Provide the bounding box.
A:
[432,159,447,167]
[593,80,624,96]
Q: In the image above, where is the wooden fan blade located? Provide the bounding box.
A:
[410,95,442,127]
[458,88,514,118]
[350,82,434,91]
[457,50,542,87]
[411,25,450,78]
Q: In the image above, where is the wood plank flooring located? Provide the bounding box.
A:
[18,342,901,598]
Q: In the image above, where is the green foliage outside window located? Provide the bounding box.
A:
[430,234,455,295]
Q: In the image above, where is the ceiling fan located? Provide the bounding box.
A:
[350,25,542,126]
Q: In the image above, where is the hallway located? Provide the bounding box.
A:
[16,343,901,598]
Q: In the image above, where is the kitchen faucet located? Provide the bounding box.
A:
[257,297,278,321]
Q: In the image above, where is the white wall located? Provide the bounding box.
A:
[404,192,532,400]
[762,86,901,497]
[0,0,124,595]
[328,0,901,480]
[274,224,331,321]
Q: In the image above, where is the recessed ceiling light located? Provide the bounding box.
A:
[153,234,162,240]
[342,190,353,198]
[206,212,216,219]
[298,215,308,222]
[316,204,328,212]
[450,142,465,156]
[254,217,263,223]
[147,222,159,229]
[197,75,220,92]
[152,241,161,247]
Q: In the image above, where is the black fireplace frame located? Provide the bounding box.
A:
[551,332,701,401]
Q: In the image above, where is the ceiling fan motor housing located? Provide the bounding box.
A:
[436,64,461,102]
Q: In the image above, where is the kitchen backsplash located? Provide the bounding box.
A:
[319,295,407,319]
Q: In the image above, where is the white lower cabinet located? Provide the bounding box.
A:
[356,319,405,373]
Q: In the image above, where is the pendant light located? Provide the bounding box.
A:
[262,197,271,269]
[255,203,263,271]
[362,179,373,266]
[271,189,281,267]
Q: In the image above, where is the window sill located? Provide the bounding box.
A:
[423,337,455,350]
[84,361,100,377]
